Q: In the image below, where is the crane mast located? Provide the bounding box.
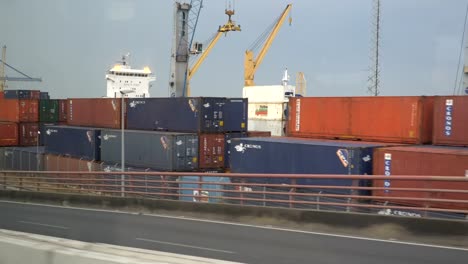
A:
[244,4,292,87]
[0,45,42,92]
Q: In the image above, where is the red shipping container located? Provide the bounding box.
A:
[288,96,434,144]
[199,133,225,169]
[433,96,468,146]
[68,98,123,129]
[0,122,19,146]
[19,122,39,146]
[0,98,39,122]
[58,99,68,122]
[373,146,468,210]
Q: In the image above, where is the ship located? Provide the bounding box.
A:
[105,54,156,98]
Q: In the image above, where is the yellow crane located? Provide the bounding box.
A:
[185,8,241,96]
[244,4,292,87]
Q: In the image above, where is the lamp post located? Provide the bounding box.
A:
[36,131,40,171]
[119,89,135,197]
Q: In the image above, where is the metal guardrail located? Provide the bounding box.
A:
[1,170,467,219]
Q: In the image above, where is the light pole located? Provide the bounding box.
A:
[36,130,40,171]
[119,89,134,197]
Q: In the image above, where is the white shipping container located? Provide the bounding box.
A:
[243,85,290,103]
[248,119,285,136]
[248,103,286,121]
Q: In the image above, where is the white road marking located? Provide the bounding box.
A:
[136,237,235,254]
[18,220,69,230]
[2,200,467,251]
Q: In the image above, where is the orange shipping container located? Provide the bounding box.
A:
[373,146,468,210]
[433,96,468,146]
[0,122,19,146]
[0,98,39,122]
[288,96,434,144]
[67,98,123,129]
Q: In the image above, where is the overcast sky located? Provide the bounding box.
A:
[1,0,467,98]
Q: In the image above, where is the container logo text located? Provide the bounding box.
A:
[384,153,392,193]
[129,100,146,108]
[295,99,301,131]
[45,129,58,135]
[444,99,453,137]
[102,134,117,141]
[336,149,349,168]
[234,143,262,153]
[255,105,268,116]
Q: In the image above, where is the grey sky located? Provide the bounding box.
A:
[1,0,467,98]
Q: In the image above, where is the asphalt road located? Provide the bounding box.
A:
[0,201,467,264]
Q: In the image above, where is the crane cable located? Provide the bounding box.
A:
[0,58,35,79]
[248,15,280,53]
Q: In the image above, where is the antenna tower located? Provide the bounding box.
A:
[368,0,381,96]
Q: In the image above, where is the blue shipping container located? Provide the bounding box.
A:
[229,137,395,195]
[3,90,32,99]
[39,123,57,146]
[179,176,230,203]
[223,98,248,132]
[126,97,247,133]
[224,132,247,168]
[44,125,101,160]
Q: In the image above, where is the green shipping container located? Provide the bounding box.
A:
[39,99,59,122]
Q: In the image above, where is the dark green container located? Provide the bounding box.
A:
[39,99,59,122]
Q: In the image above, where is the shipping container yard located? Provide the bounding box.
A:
[1,89,468,219]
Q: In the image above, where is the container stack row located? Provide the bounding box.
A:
[228,95,468,217]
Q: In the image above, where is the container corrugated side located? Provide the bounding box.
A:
[68,98,122,129]
[44,125,101,160]
[0,147,45,171]
[223,98,248,132]
[126,97,225,133]
[100,129,198,171]
[199,133,225,169]
[224,132,247,168]
[18,123,39,146]
[39,99,59,123]
[58,99,68,122]
[0,122,19,146]
[288,96,434,144]
[433,96,468,146]
[373,146,468,210]
[0,98,39,122]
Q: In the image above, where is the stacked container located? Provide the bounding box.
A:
[432,96,468,146]
[0,122,19,146]
[373,146,468,212]
[68,98,123,129]
[287,96,434,144]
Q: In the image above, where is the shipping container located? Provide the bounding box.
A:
[373,146,468,210]
[18,123,39,146]
[224,132,247,168]
[39,99,59,123]
[0,99,39,122]
[0,147,45,171]
[58,99,68,122]
[30,90,40,100]
[100,129,198,171]
[288,96,434,144]
[38,122,57,146]
[39,92,50,100]
[199,133,225,169]
[230,137,398,194]
[3,90,32,99]
[223,98,248,132]
[433,96,468,146]
[68,98,123,129]
[179,176,230,203]
[126,97,227,133]
[248,119,285,136]
[44,125,101,160]
[0,122,18,146]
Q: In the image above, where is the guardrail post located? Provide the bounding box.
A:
[289,179,296,209]
[317,191,322,211]
[240,178,245,206]
[1,172,6,190]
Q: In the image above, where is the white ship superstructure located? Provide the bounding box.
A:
[105,55,156,98]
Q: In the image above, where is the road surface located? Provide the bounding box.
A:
[0,200,466,264]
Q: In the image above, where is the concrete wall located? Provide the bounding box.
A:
[0,229,240,264]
